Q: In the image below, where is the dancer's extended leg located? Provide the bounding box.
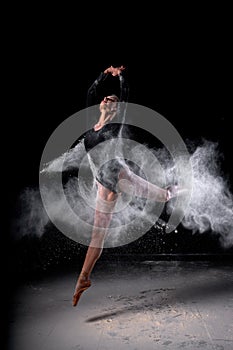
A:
[118,167,187,202]
[118,167,169,201]
[73,167,187,306]
[73,183,118,307]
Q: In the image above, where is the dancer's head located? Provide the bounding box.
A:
[94,94,120,131]
[99,95,119,119]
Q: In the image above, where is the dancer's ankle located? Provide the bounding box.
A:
[79,271,89,281]
[166,185,188,201]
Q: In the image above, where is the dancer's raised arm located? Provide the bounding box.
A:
[86,65,129,107]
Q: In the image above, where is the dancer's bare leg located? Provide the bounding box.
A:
[118,167,187,202]
[73,168,187,306]
[118,167,168,201]
[73,182,118,307]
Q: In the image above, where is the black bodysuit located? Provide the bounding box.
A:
[84,71,129,193]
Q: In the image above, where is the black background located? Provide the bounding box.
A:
[3,7,233,273]
[6,29,233,264]
[2,9,233,349]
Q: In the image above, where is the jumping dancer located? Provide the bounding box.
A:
[73,65,185,307]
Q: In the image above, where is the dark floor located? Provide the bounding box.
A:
[4,258,233,350]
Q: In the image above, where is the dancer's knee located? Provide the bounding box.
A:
[89,233,105,250]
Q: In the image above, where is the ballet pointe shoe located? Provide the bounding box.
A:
[73,274,91,307]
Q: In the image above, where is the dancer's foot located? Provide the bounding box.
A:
[73,274,91,307]
[166,185,188,201]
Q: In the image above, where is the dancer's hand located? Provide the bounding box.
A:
[104,65,125,76]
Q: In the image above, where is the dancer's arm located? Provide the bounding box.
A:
[102,65,129,119]
[103,65,129,102]
[86,71,108,107]
[86,65,129,107]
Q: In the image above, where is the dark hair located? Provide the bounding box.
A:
[109,94,119,102]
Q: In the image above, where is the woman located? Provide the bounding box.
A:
[73,65,184,307]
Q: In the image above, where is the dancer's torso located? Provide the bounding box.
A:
[83,123,133,193]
